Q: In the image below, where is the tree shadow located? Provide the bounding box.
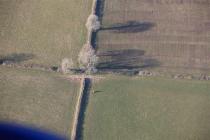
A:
[0,53,35,65]
[100,21,155,33]
[96,49,160,74]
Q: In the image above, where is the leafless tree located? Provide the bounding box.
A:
[61,58,73,74]
[86,14,100,31]
[78,44,98,73]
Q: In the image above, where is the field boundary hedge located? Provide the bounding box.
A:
[71,77,85,140]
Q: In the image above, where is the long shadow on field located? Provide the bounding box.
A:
[75,78,92,140]
[0,53,35,65]
[96,49,160,74]
[100,21,155,33]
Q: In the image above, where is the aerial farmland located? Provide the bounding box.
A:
[96,0,210,75]
[0,0,210,140]
[83,76,210,140]
[0,66,80,138]
[0,0,92,67]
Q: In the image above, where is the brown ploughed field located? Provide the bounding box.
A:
[96,0,210,74]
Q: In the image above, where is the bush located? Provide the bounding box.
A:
[61,58,73,74]
[85,14,100,31]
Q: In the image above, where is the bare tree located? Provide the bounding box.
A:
[61,58,73,74]
[86,14,100,31]
[78,44,98,73]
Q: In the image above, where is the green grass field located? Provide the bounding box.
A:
[0,66,79,138]
[83,76,210,140]
[0,0,92,67]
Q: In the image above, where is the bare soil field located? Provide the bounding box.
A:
[0,66,80,138]
[0,0,92,67]
[96,0,210,74]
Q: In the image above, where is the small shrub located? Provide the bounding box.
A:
[85,14,100,31]
[61,58,73,74]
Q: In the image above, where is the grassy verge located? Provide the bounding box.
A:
[83,76,210,140]
[0,66,80,138]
